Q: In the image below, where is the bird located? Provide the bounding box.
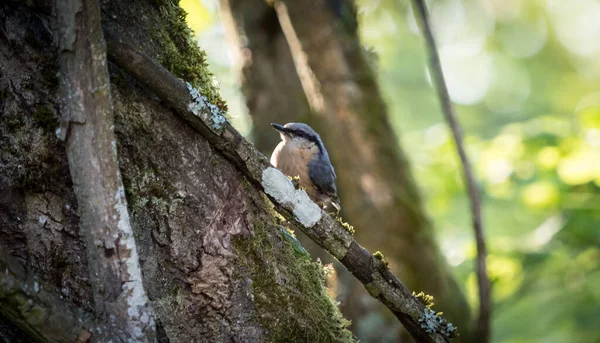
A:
[270,122,341,212]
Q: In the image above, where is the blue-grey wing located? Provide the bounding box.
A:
[308,156,337,197]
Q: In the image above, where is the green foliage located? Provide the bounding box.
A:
[186,0,600,341]
[354,0,600,342]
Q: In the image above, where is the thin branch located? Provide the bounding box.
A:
[55,0,155,341]
[102,29,454,343]
[411,1,491,342]
[0,248,116,342]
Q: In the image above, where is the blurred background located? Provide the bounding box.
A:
[179,0,600,342]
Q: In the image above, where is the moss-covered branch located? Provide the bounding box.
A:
[102,28,454,343]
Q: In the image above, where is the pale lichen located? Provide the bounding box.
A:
[186,81,227,130]
[113,186,156,339]
[417,307,458,339]
[414,291,458,338]
[261,167,322,227]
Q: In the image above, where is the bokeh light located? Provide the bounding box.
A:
[182,0,600,341]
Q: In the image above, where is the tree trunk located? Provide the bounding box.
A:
[219,0,341,291]
[220,0,473,342]
[219,0,311,152]
[0,1,353,342]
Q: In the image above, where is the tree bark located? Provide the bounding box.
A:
[0,248,116,342]
[0,1,353,342]
[100,27,453,342]
[220,0,473,341]
[56,0,156,340]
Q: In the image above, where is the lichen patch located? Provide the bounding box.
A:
[261,167,321,227]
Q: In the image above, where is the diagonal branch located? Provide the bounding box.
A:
[55,0,156,341]
[410,1,491,342]
[103,29,455,343]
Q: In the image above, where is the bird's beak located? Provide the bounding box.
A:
[271,123,285,132]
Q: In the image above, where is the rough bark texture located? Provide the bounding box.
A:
[0,1,353,342]
[99,27,452,342]
[56,0,156,340]
[220,0,473,341]
[0,249,115,342]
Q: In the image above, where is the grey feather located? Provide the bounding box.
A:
[308,149,337,197]
[272,122,341,210]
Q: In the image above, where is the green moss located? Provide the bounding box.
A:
[154,286,187,318]
[14,293,50,326]
[413,291,435,309]
[364,282,381,298]
[24,305,47,326]
[149,0,227,113]
[209,154,219,166]
[1,99,67,192]
[234,220,355,343]
[373,251,388,268]
[123,167,176,214]
[335,216,355,235]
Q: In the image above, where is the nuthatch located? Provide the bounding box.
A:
[270,122,341,212]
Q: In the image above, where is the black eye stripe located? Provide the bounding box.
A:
[294,131,316,141]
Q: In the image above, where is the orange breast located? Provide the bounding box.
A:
[271,141,320,202]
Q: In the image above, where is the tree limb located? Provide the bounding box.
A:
[103,29,454,343]
[270,1,474,340]
[410,1,491,341]
[55,0,156,341]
